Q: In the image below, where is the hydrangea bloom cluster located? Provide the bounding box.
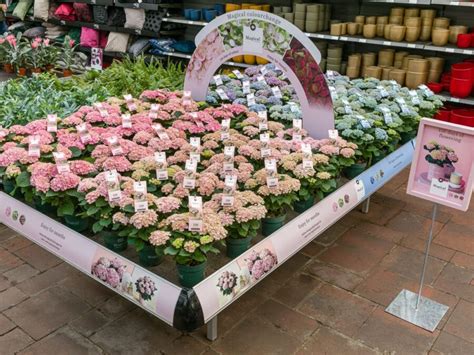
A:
[91,256,126,289]
[245,248,278,282]
[135,276,157,301]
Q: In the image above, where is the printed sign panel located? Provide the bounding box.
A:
[407,118,474,211]
[183,10,334,139]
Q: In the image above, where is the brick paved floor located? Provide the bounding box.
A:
[0,168,473,355]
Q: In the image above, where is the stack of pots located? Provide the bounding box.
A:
[419,9,437,41]
[427,57,445,83]
[450,62,474,98]
[361,52,376,78]
[315,41,328,72]
[326,44,345,73]
[406,58,430,89]
[435,105,474,127]
[432,17,451,46]
[347,53,362,79]
[292,2,330,32]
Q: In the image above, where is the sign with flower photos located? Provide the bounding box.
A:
[183,10,334,139]
[407,118,474,211]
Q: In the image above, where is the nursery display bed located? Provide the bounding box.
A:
[0,141,415,340]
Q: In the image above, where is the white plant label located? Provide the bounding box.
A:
[213,75,223,86]
[247,93,256,106]
[243,81,251,94]
[232,70,243,79]
[134,181,148,212]
[28,136,41,158]
[53,152,70,173]
[47,114,58,133]
[106,170,121,202]
[122,114,132,129]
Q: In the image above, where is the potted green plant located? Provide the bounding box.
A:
[59,36,78,77]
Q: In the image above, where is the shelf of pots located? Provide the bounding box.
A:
[0,62,443,339]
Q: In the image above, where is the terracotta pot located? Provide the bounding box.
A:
[405,17,421,27]
[406,71,429,89]
[3,63,13,73]
[347,22,358,35]
[365,66,382,79]
[389,69,407,86]
[432,28,450,46]
[426,57,445,72]
[433,17,450,29]
[390,25,407,42]
[384,24,393,39]
[18,68,27,76]
[376,24,385,37]
[63,69,73,77]
[408,59,430,72]
[390,7,404,17]
[45,64,54,72]
[421,9,437,19]
[378,50,394,66]
[31,68,42,74]
[419,26,432,41]
[363,24,377,38]
[448,26,468,44]
[405,8,420,18]
[366,16,376,25]
[405,26,421,42]
[389,15,403,25]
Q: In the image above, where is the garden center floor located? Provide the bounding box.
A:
[0,168,473,355]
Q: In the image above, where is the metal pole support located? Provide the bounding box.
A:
[206,316,218,341]
[361,197,370,214]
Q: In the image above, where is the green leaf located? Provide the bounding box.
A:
[135,239,145,252]
[99,219,111,227]
[92,221,103,234]
[86,206,99,216]
[15,171,30,188]
[164,246,179,256]
[57,199,74,216]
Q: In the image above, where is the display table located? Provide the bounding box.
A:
[0,141,415,339]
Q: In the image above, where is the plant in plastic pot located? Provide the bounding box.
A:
[245,169,300,236]
[57,36,85,77]
[204,191,267,259]
[161,208,225,288]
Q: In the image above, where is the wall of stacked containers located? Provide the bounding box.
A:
[179,0,471,77]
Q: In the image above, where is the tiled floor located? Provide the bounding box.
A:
[0,168,473,355]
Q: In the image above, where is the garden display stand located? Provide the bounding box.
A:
[0,141,415,340]
[385,203,449,332]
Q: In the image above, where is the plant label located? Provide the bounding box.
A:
[243,81,251,94]
[224,146,235,157]
[53,152,70,173]
[185,159,197,173]
[221,194,234,207]
[182,91,192,106]
[216,88,229,100]
[107,136,123,156]
[260,133,270,143]
[154,152,166,164]
[272,86,282,99]
[232,70,243,79]
[134,181,148,212]
[328,129,339,139]
[293,119,302,130]
[429,178,449,198]
[377,85,389,98]
[122,114,132,128]
[225,175,237,189]
[190,152,201,163]
[303,158,314,170]
[149,104,160,119]
[265,159,277,172]
[213,75,224,86]
[301,143,312,154]
[46,114,58,133]
[221,131,230,141]
[28,136,41,158]
[266,176,279,188]
[91,48,103,71]
[259,122,268,131]
[221,119,231,129]
[256,75,266,82]
[260,66,268,75]
[76,123,91,143]
[183,176,196,189]
[356,115,371,129]
[106,170,121,202]
[289,102,299,113]
[247,93,256,107]
[409,90,421,105]
[419,84,433,97]
[190,137,201,149]
[261,146,272,158]
[293,133,302,142]
[381,107,393,124]
[257,110,267,120]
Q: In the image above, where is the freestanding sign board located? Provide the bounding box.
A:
[183,10,334,139]
[407,118,474,211]
[386,118,474,332]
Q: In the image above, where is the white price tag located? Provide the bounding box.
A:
[183,177,196,189]
[224,146,235,157]
[430,178,449,198]
[47,114,58,133]
[265,159,277,172]
[243,81,251,94]
[232,70,243,79]
[354,179,366,202]
[247,93,256,106]
[185,159,197,173]
[216,88,229,100]
[293,119,302,130]
[328,129,339,139]
[266,177,279,188]
[272,86,283,98]
[133,181,148,212]
[213,75,223,86]
[257,75,266,82]
[260,133,270,143]
[190,137,201,149]
[122,114,132,128]
[221,195,234,207]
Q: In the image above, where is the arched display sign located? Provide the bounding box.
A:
[183,10,334,138]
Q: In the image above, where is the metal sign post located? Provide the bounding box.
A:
[385,203,449,332]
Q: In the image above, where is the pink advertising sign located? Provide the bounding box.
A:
[183,10,334,139]
[407,118,474,211]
